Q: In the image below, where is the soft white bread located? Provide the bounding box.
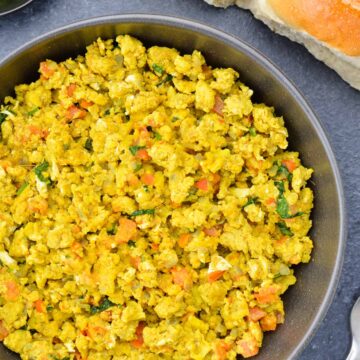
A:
[204,0,360,90]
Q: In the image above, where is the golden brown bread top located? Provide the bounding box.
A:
[268,0,360,56]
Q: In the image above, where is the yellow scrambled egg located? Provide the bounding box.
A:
[0,35,313,360]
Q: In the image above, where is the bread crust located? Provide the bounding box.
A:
[204,0,360,90]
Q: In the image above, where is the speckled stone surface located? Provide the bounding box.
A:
[0,0,359,358]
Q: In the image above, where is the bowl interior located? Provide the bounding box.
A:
[0,15,345,360]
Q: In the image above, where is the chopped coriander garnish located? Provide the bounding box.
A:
[19,325,27,330]
[276,162,293,183]
[157,74,173,87]
[275,180,285,194]
[16,182,29,196]
[0,112,8,139]
[0,112,8,124]
[134,163,143,172]
[104,109,111,115]
[128,240,136,247]
[276,222,293,236]
[130,209,155,217]
[27,107,40,116]
[129,145,145,156]
[46,305,54,312]
[143,185,149,192]
[107,223,117,235]
[152,63,164,75]
[153,132,162,140]
[243,197,259,208]
[90,297,116,315]
[275,180,303,219]
[249,127,257,137]
[34,161,52,185]
[171,116,179,122]
[84,138,93,152]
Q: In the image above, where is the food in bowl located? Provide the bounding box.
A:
[0,35,314,359]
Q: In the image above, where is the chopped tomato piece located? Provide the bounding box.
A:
[282,159,297,173]
[88,325,107,337]
[39,61,55,79]
[80,99,94,109]
[66,105,87,120]
[141,173,155,185]
[171,267,192,290]
[5,280,20,300]
[5,280,20,301]
[266,197,276,206]
[34,299,45,313]
[208,270,225,283]
[116,218,137,244]
[249,307,267,322]
[203,227,219,237]
[130,256,141,269]
[136,149,151,161]
[0,321,9,341]
[260,313,277,331]
[127,173,140,187]
[131,322,145,348]
[28,125,49,139]
[28,198,48,215]
[237,339,259,358]
[195,178,208,191]
[66,83,77,97]
[215,340,232,360]
[254,286,279,304]
[151,243,159,251]
[0,160,11,171]
[178,233,191,248]
[212,94,224,116]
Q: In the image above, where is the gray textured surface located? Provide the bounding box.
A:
[0,0,359,359]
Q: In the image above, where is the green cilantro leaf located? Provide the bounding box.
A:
[107,223,117,235]
[130,209,155,217]
[34,161,52,185]
[129,145,145,156]
[0,112,8,124]
[276,222,293,236]
[90,297,116,315]
[157,74,173,87]
[128,240,136,247]
[27,107,40,116]
[16,182,29,196]
[152,63,164,75]
[243,197,259,208]
[84,138,93,152]
[275,181,303,219]
[249,127,257,137]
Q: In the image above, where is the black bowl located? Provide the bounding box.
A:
[0,0,33,16]
[0,14,346,360]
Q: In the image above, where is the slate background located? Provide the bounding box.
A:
[0,0,359,359]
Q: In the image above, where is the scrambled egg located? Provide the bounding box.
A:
[0,35,313,360]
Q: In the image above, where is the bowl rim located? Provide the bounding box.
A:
[0,13,347,359]
[0,0,33,16]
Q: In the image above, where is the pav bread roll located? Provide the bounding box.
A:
[204,0,360,90]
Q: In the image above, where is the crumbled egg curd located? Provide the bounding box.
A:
[0,35,314,360]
